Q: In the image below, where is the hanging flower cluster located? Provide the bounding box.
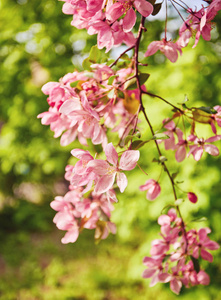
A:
[142,209,220,294]
[38,0,221,295]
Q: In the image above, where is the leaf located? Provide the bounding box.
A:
[70,80,80,88]
[198,106,217,114]
[191,256,200,273]
[121,53,130,60]
[152,2,162,16]
[124,77,137,90]
[171,172,179,180]
[138,73,150,85]
[192,108,212,124]
[117,90,125,99]
[176,180,184,184]
[148,0,156,5]
[108,75,118,85]
[124,135,134,145]
[192,217,207,223]
[152,133,170,140]
[88,45,101,63]
[82,57,92,70]
[131,140,149,150]
[152,158,159,163]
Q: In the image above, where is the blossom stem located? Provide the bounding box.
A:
[141,90,183,112]
[109,45,135,68]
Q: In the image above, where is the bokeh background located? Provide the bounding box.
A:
[0,0,221,299]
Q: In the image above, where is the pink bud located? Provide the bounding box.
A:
[187,192,198,204]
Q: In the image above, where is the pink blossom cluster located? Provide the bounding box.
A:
[159,119,221,162]
[65,143,139,196]
[145,0,221,62]
[51,187,117,243]
[51,143,139,243]
[143,208,220,294]
[61,0,153,51]
[38,65,143,148]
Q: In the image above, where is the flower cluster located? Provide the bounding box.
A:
[159,118,221,162]
[143,209,220,294]
[62,0,153,51]
[38,0,221,294]
[51,187,117,243]
[38,65,143,148]
[146,0,221,62]
[50,143,139,243]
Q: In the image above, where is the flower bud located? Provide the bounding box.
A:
[187,192,198,203]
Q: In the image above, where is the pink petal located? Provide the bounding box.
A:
[59,99,80,115]
[87,160,110,175]
[197,270,210,285]
[175,145,186,162]
[193,147,204,161]
[203,240,220,250]
[158,215,171,226]
[200,249,213,262]
[94,174,116,194]
[119,150,140,170]
[134,0,153,17]
[61,227,79,244]
[116,172,128,193]
[105,143,118,166]
[170,278,182,295]
[123,8,136,32]
[163,45,179,63]
[199,228,211,242]
[145,41,160,57]
[142,268,156,278]
[204,144,219,156]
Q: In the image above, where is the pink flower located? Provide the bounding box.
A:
[142,257,170,287]
[140,179,161,201]
[145,39,182,63]
[187,134,221,161]
[192,228,220,262]
[88,143,140,194]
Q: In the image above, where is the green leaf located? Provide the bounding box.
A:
[138,73,150,85]
[121,53,130,60]
[82,57,92,70]
[117,90,125,99]
[152,158,159,163]
[131,140,148,150]
[70,80,80,88]
[124,135,134,145]
[192,217,207,222]
[176,180,184,184]
[171,172,179,180]
[108,75,118,85]
[124,77,137,90]
[152,133,170,140]
[198,106,217,114]
[88,45,101,63]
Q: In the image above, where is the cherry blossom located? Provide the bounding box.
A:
[88,143,140,194]
[139,179,161,201]
[145,39,182,63]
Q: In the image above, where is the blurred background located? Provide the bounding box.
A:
[0,0,221,299]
